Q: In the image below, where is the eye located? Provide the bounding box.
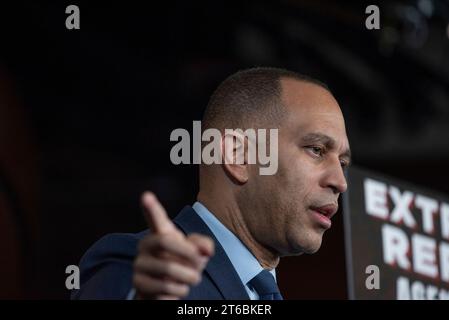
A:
[307,146,324,157]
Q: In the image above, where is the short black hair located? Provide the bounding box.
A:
[202,67,329,130]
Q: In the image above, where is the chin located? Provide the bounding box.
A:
[303,242,322,254]
[286,232,323,255]
[305,233,324,254]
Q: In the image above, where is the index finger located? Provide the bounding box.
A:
[141,191,177,234]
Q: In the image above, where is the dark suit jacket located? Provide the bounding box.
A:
[71,205,250,299]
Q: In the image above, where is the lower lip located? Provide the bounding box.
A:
[310,209,332,229]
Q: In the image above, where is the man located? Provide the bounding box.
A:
[72,67,351,300]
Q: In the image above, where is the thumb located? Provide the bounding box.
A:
[141,191,177,235]
[187,233,215,258]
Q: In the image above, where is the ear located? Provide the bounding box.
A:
[221,131,250,184]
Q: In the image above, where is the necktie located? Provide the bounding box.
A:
[249,269,283,300]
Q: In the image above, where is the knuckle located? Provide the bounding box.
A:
[187,271,200,285]
[163,282,188,297]
[164,261,175,275]
[193,272,201,284]
[184,267,199,283]
[138,235,155,252]
[133,257,142,271]
[132,273,143,289]
[134,255,153,273]
[160,281,172,294]
[157,234,171,250]
[183,240,198,255]
[178,284,190,297]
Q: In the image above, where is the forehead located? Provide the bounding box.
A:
[280,78,349,146]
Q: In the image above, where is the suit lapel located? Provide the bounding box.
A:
[174,206,250,300]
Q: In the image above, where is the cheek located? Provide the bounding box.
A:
[278,156,309,194]
[274,144,316,208]
[278,165,319,222]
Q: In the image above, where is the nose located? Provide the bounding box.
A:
[321,157,348,194]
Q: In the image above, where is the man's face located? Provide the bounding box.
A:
[243,78,350,256]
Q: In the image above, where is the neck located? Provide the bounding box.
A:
[197,191,280,270]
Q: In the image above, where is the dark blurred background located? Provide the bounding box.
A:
[0,0,448,299]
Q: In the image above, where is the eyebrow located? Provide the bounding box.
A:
[301,132,352,165]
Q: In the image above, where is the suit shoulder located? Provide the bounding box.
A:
[81,231,148,264]
[71,230,148,300]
